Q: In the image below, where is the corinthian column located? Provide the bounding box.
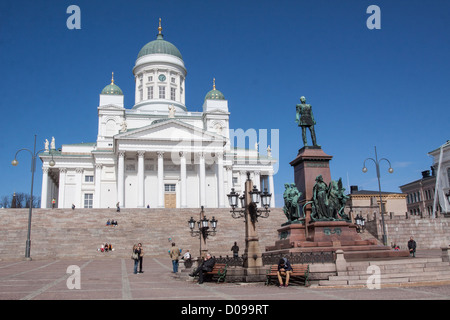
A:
[180,151,187,208]
[41,167,49,208]
[198,152,206,207]
[157,151,165,208]
[137,151,145,208]
[117,151,125,207]
[94,164,102,208]
[217,153,224,208]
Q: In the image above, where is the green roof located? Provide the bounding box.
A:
[137,34,183,60]
[204,88,225,101]
[101,83,123,95]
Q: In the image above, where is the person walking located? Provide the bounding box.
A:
[136,243,144,273]
[169,242,180,273]
[408,236,417,257]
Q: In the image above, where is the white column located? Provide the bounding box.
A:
[157,151,165,208]
[240,170,247,192]
[137,151,145,208]
[226,165,233,194]
[217,153,224,208]
[180,151,187,208]
[199,152,206,207]
[254,171,261,192]
[94,164,102,208]
[117,151,125,208]
[41,167,49,208]
[58,168,66,208]
[75,168,83,208]
[269,172,275,207]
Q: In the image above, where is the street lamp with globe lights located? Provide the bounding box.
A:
[362,146,393,246]
[12,135,55,260]
[188,206,218,258]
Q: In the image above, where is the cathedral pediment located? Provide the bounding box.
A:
[115,119,225,143]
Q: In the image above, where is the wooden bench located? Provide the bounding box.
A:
[193,263,228,283]
[265,264,310,286]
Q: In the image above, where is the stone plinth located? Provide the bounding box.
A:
[266,220,410,260]
[289,146,333,203]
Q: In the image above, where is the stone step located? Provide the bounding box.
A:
[0,208,288,260]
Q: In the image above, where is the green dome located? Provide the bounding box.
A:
[101,83,123,95]
[137,34,183,60]
[204,88,225,101]
[101,73,123,95]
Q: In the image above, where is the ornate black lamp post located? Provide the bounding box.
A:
[188,206,217,258]
[12,135,55,260]
[362,146,393,246]
[227,173,271,223]
[226,172,271,280]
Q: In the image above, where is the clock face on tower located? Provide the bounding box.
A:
[158,74,166,82]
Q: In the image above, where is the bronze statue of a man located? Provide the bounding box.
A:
[296,96,318,147]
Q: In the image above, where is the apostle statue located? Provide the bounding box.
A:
[51,137,56,150]
[295,96,318,147]
[44,139,49,152]
[120,121,128,133]
[168,104,176,118]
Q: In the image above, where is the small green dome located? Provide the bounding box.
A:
[101,73,123,95]
[137,34,183,60]
[204,79,225,101]
[205,89,225,101]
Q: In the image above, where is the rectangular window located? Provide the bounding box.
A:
[164,184,176,192]
[139,89,143,101]
[84,193,93,208]
[148,76,153,82]
[159,86,165,99]
[147,87,153,99]
[171,87,176,100]
[85,175,94,183]
[171,77,176,84]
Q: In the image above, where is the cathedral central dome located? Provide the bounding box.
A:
[137,19,182,60]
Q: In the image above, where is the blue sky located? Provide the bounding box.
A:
[1,0,449,206]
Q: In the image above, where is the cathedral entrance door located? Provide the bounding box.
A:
[164,184,176,208]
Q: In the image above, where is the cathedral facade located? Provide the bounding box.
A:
[39,22,277,209]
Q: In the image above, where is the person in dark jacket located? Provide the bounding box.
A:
[408,236,417,257]
[189,253,216,284]
[277,257,293,287]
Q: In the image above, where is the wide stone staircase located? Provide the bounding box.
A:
[319,256,450,287]
[0,208,286,261]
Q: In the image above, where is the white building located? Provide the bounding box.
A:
[39,22,277,209]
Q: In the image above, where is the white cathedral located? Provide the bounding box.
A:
[39,21,277,209]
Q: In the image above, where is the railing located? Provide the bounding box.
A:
[213,255,245,267]
[262,251,335,265]
[213,251,335,267]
